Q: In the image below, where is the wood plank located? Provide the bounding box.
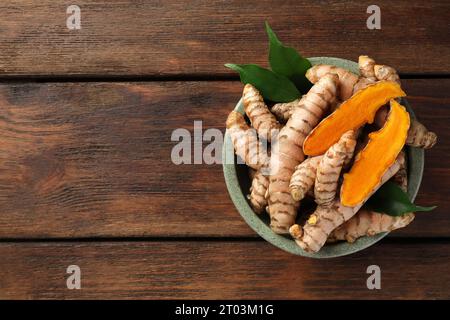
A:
[0,241,449,299]
[0,79,448,238]
[395,79,450,237]
[0,0,449,76]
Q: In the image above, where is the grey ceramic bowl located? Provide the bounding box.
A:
[222,57,424,258]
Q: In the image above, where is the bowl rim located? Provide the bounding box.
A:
[222,56,424,258]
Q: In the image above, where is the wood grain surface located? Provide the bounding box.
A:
[0,79,447,239]
[0,0,449,300]
[1,241,449,299]
[0,0,449,77]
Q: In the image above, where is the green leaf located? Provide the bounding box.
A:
[265,22,312,93]
[366,181,436,216]
[224,63,301,102]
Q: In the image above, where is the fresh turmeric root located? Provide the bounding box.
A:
[392,150,408,191]
[226,111,270,170]
[360,56,437,149]
[406,119,437,149]
[307,57,382,101]
[289,153,347,202]
[374,65,400,83]
[248,169,270,214]
[289,223,303,240]
[328,209,415,243]
[243,84,281,142]
[268,73,339,234]
[292,153,405,252]
[306,64,374,101]
[358,55,377,81]
[359,56,399,87]
[314,131,356,207]
[328,151,413,243]
[248,167,256,181]
[289,156,322,202]
[270,97,304,123]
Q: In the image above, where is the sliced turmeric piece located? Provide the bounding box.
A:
[303,81,406,156]
[341,100,410,207]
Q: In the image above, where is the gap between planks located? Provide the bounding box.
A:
[0,237,449,243]
[0,73,449,83]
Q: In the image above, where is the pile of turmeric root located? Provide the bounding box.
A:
[226,56,437,253]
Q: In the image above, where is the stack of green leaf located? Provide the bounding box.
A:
[225,22,312,102]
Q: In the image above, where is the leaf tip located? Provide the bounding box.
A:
[416,205,437,212]
[265,21,277,40]
[224,63,240,72]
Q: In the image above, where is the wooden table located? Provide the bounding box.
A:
[0,1,449,299]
